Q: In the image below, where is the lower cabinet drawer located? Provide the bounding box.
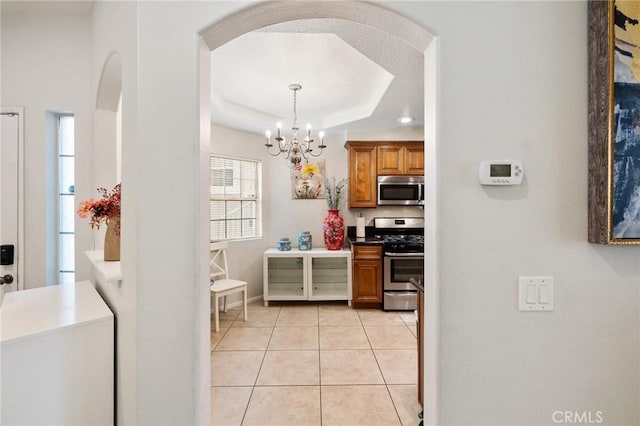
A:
[352,245,382,260]
[383,291,417,311]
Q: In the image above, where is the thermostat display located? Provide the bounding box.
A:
[479,160,523,185]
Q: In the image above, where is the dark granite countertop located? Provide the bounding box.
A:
[346,225,382,246]
[347,236,383,246]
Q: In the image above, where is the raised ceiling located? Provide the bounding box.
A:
[210,18,424,136]
[1,1,95,15]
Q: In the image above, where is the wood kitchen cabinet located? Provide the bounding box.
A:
[377,142,424,175]
[346,141,424,208]
[351,244,383,309]
[346,142,378,208]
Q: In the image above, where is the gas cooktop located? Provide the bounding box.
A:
[372,217,424,253]
[375,234,424,243]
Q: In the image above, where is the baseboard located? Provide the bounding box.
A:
[210,294,263,312]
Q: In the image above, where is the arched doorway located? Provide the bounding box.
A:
[199,2,439,423]
[95,51,123,185]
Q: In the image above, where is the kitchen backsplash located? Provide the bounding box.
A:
[344,206,424,227]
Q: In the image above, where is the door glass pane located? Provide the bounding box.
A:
[59,194,75,233]
[59,156,74,194]
[59,233,75,272]
[58,114,75,284]
[59,116,75,156]
[59,272,75,285]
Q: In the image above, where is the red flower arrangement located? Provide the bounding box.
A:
[77,183,121,232]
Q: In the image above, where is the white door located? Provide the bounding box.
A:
[1,109,23,302]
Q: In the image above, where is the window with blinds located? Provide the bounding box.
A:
[210,156,261,241]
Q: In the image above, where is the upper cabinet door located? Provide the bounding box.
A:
[347,143,377,208]
[377,145,404,175]
[403,142,425,175]
[377,142,424,175]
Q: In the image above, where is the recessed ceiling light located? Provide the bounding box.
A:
[397,116,415,124]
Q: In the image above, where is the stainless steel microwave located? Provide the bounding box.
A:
[377,175,424,206]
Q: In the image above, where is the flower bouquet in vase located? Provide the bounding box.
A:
[78,183,121,261]
[323,177,347,250]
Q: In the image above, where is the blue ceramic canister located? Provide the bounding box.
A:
[276,237,291,251]
[298,231,312,250]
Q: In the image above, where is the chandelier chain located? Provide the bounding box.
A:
[293,87,298,130]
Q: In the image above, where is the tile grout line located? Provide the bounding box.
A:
[240,307,281,425]
[363,310,410,425]
[317,305,323,425]
[371,345,405,426]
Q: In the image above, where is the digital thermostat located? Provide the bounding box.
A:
[478,160,524,185]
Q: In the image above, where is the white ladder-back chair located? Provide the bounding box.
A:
[210,241,248,332]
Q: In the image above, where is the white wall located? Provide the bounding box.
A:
[0,10,93,288]
[264,131,350,248]
[395,1,639,424]
[90,2,138,425]
[6,1,640,425]
[134,3,242,424]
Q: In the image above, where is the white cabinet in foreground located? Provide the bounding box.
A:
[263,248,352,306]
[1,281,114,426]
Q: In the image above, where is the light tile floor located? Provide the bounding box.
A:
[211,301,422,426]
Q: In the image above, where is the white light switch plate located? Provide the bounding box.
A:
[518,276,554,312]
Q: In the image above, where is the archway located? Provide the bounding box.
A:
[199,2,439,423]
[95,51,123,184]
[93,50,124,421]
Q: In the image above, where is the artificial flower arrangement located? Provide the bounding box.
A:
[77,183,121,234]
[324,177,347,210]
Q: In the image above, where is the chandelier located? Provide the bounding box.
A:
[265,83,326,166]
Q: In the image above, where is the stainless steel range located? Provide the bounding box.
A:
[373,217,424,311]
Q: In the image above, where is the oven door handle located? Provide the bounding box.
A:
[384,252,424,258]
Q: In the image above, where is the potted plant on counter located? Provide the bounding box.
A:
[77,183,121,261]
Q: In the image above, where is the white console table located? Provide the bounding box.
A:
[263,248,352,306]
[0,281,114,425]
